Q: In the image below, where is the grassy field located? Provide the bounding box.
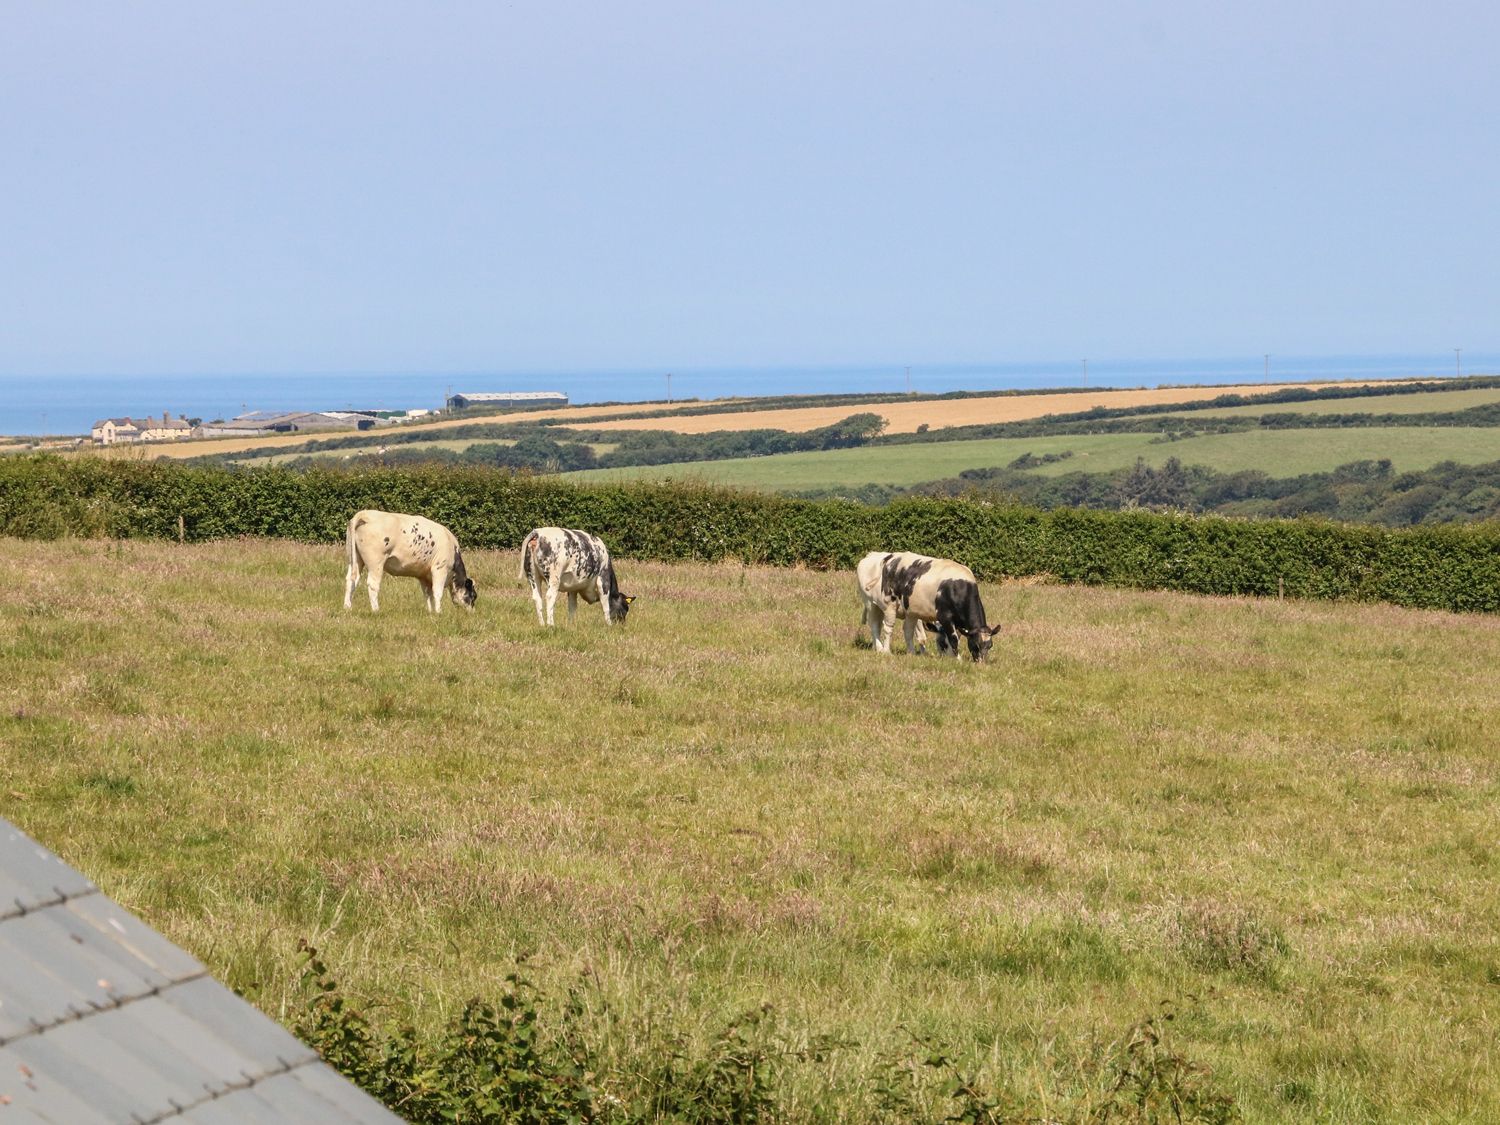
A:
[81,380,1418,460]
[563,426,1500,492]
[2,537,1497,1120]
[1192,386,1500,419]
[562,381,1423,437]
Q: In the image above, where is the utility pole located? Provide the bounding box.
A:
[666,372,673,403]
[1082,359,1088,386]
[1264,354,1270,382]
[905,366,912,394]
[1455,348,1462,378]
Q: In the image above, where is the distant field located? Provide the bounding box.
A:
[563,426,1500,491]
[1192,386,1500,418]
[124,399,731,459]
[108,380,1423,459]
[563,380,1427,436]
[240,438,620,466]
[2,537,1497,1121]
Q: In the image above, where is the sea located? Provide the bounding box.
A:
[0,354,1492,437]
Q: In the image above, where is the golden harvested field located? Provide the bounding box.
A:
[565,380,1427,436]
[90,380,1423,459]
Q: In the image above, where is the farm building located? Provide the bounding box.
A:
[91,413,192,445]
[196,411,373,437]
[445,391,568,411]
[0,816,399,1122]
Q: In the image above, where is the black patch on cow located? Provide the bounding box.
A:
[451,549,478,608]
[881,555,933,613]
[562,528,603,579]
[933,578,995,661]
[933,620,960,656]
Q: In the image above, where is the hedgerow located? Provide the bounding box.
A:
[4,454,1497,612]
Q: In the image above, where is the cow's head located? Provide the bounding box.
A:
[610,590,636,625]
[449,550,478,610]
[966,624,998,662]
[452,574,478,610]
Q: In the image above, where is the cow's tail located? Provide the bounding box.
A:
[518,531,538,584]
[345,514,365,587]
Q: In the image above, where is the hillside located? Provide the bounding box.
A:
[3,536,1497,1122]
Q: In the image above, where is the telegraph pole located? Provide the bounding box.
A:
[905,366,912,394]
[666,372,673,403]
[1264,354,1270,382]
[1455,348,1462,378]
[1082,359,1088,386]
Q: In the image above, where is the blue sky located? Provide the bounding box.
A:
[1,2,1495,376]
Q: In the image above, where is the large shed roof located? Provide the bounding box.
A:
[0,817,401,1123]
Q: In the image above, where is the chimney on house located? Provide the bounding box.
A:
[163,411,170,424]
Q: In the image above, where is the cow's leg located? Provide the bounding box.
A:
[429,566,447,614]
[864,602,883,649]
[877,606,897,653]
[366,567,384,612]
[596,574,611,623]
[567,591,578,622]
[544,575,561,626]
[525,564,547,625]
[344,558,361,610]
[903,615,921,655]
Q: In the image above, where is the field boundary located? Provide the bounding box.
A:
[4,455,1498,613]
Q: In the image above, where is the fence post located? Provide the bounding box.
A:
[177,514,185,544]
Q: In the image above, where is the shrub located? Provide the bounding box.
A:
[3,455,1498,613]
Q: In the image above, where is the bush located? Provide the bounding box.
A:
[3,455,1498,613]
[292,943,1239,1123]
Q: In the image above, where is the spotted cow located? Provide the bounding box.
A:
[343,510,477,613]
[857,550,998,661]
[519,527,634,626]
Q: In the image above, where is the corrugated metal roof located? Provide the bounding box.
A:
[0,819,402,1123]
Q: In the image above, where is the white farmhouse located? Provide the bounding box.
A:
[91,412,192,445]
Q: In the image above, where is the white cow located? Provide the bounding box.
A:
[519,527,634,626]
[857,550,999,661]
[344,510,477,613]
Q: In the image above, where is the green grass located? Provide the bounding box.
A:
[563,426,1500,492]
[1193,386,1500,418]
[2,537,1498,1120]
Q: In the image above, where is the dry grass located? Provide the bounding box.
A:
[563,380,1428,436]
[88,380,1423,459]
[1,536,1498,1121]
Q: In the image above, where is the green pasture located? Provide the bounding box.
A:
[1192,386,1500,418]
[563,426,1500,492]
[2,537,1497,1121]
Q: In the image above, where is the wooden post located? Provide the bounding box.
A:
[177,514,185,544]
[1278,576,1284,601]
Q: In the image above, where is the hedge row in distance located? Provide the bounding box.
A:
[3,455,1497,613]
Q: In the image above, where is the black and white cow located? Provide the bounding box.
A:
[519,527,634,626]
[857,550,998,661]
[344,510,477,613]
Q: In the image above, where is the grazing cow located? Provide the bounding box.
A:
[344,510,477,613]
[519,527,634,626]
[857,550,999,661]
